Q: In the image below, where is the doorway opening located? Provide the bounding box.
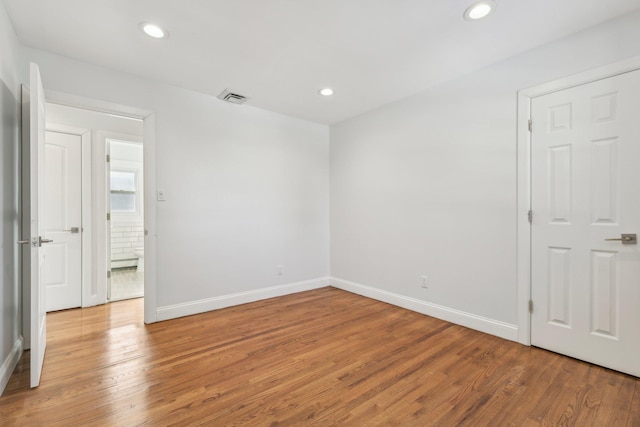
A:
[107,139,145,301]
[44,102,145,309]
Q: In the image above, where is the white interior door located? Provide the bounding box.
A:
[106,141,112,300]
[44,131,82,311]
[531,69,640,377]
[20,63,49,388]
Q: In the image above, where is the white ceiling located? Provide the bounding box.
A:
[4,0,640,124]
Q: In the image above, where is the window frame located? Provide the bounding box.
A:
[110,168,140,214]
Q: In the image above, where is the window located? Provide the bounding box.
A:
[110,170,137,212]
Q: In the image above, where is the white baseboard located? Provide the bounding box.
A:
[331,277,518,342]
[156,277,331,321]
[0,337,23,396]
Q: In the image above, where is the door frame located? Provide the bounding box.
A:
[101,131,144,302]
[43,90,158,324]
[516,55,640,345]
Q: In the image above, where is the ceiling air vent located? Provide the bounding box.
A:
[217,89,248,104]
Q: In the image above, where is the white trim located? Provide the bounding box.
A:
[516,89,532,346]
[156,278,331,322]
[518,55,640,98]
[80,130,94,306]
[98,131,143,145]
[45,90,150,120]
[143,115,157,324]
[94,130,108,304]
[516,55,640,346]
[0,337,23,396]
[331,277,518,342]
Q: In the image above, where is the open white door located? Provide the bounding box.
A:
[531,69,640,377]
[20,63,49,388]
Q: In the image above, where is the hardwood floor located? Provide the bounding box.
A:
[1,287,638,426]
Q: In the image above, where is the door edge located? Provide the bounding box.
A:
[515,55,640,346]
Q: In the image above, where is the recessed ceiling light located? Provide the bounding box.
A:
[463,1,496,21]
[318,88,334,96]
[140,22,168,39]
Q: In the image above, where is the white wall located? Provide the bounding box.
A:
[0,0,22,395]
[20,47,330,317]
[330,11,640,334]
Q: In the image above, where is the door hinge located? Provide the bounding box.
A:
[107,271,111,279]
[528,119,532,132]
[528,210,532,223]
[106,154,110,163]
[528,300,533,313]
[107,212,111,221]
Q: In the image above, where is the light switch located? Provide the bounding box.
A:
[157,189,166,201]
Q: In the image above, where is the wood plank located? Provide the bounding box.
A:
[1,287,638,425]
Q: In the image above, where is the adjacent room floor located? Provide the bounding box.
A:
[1,287,638,425]
[109,267,144,301]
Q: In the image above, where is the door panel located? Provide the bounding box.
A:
[590,250,617,338]
[21,62,48,388]
[531,69,640,377]
[547,246,571,327]
[44,131,82,311]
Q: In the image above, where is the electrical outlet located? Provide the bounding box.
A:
[277,265,284,276]
[421,275,428,288]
